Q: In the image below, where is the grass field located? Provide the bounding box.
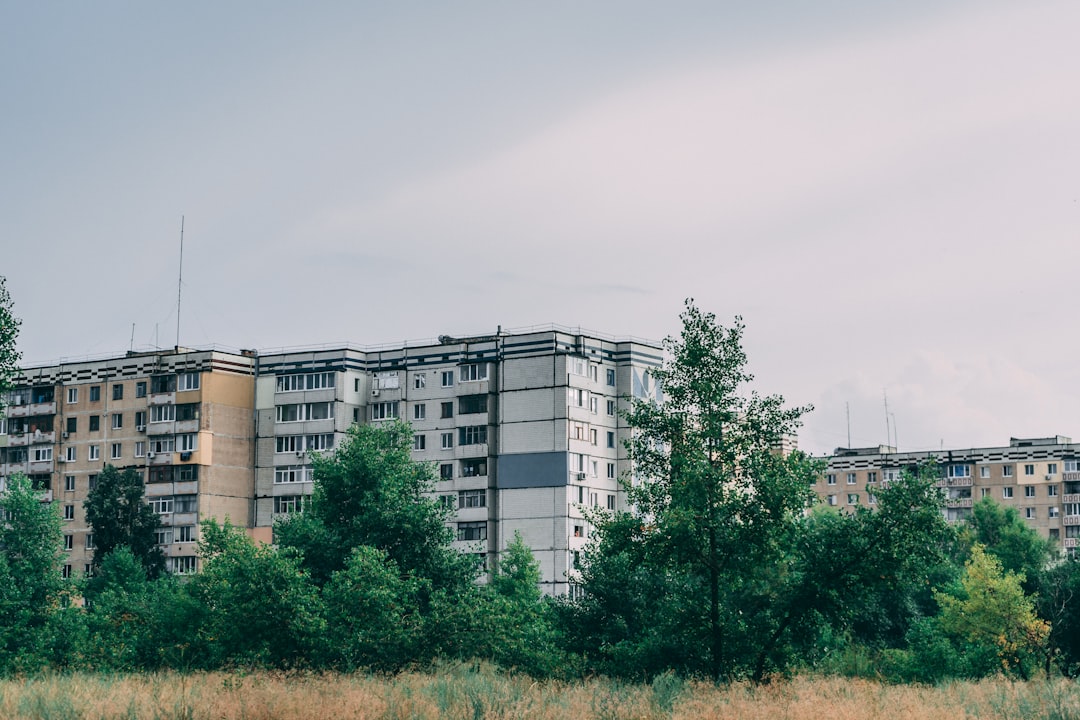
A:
[2,664,1078,720]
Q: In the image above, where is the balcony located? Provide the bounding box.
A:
[1064,516,1080,526]
[148,392,175,406]
[29,460,54,474]
[148,452,174,466]
[6,400,56,418]
[1065,538,1079,549]
[1064,494,1080,504]
[147,422,174,436]
[1063,471,1080,482]
[936,477,973,487]
[946,497,973,508]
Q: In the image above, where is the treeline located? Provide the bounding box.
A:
[1,301,1080,682]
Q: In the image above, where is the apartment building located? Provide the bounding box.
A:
[1,348,256,577]
[2,328,661,595]
[816,436,1080,551]
[255,328,663,595]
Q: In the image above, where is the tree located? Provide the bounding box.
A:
[0,474,71,671]
[572,301,822,680]
[0,276,21,414]
[275,420,475,591]
[83,464,166,579]
[960,497,1054,592]
[936,544,1049,678]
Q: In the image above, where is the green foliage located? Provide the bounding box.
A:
[936,545,1049,679]
[0,276,21,414]
[276,420,475,592]
[83,465,165,580]
[960,497,1054,593]
[189,520,326,668]
[0,474,71,672]
[1038,556,1080,675]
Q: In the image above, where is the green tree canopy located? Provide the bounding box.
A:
[83,464,166,580]
[0,276,21,414]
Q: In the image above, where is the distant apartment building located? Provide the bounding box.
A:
[816,435,1080,550]
[1,348,257,578]
[254,329,662,595]
[2,328,661,594]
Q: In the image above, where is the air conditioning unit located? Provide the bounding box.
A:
[136,424,146,432]
[180,452,192,461]
[147,451,156,459]
[1047,474,1055,480]
[296,450,306,459]
[62,431,69,439]
[576,472,587,481]
[57,457,67,464]
[370,387,380,397]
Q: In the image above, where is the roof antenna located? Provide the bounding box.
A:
[883,389,891,453]
[129,323,135,353]
[176,215,184,350]
[845,401,851,448]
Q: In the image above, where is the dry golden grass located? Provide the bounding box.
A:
[1,666,1077,720]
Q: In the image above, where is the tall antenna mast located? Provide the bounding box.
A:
[883,389,891,452]
[176,215,184,349]
[845,402,851,448]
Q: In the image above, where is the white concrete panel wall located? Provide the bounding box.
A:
[255,376,276,411]
[501,422,561,454]
[501,388,556,423]
[502,356,556,391]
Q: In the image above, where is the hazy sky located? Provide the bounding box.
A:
[3,1,1078,456]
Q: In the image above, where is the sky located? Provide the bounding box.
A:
[3,1,1078,457]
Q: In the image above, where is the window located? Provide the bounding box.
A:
[1049,506,1060,518]
[135,411,146,428]
[847,494,859,505]
[1049,485,1059,497]
[413,434,426,451]
[441,432,453,449]
[569,357,587,376]
[155,529,173,545]
[569,388,586,408]
[441,371,454,387]
[274,495,304,514]
[111,443,122,459]
[134,441,146,457]
[589,396,599,414]
[89,386,101,402]
[369,402,398,421]
[948,465,971,478]
[590,492,599,507]
[354,378,360,393]
[1025,464,1035,476]
[149,438,174,454]
[1003,487,1014,499]
[112,413,123,430]
[1026,507,1036,519]
[457,521,487,541]
[150,498,174,514]
[275,465,312,484]
[573,524,585,537]
[591,459,599,477]
[85,533,95,549]
[1066,460,1080,473]
[458,395,487,415]
[826,474,836,485]
[88,474,98,490]
[460,364,487,382]
[607,494,616,510]
[279,402,336,422]
[63,504,74,521]
[866,471,877,483]
[607,431,616,448]
[980,466,990,479]
[459,489,486,508]
[150,405,175,423]
[89,415,100,432]
[62,565,72,579]
[438,495,455,510]
[276,372,335,392]
[459,426,487,446]
[590,429,598,445]
[112,384,123,400]
[66,387,78,404]
[607,399,616,416]
[172,557,197,575]
[275,434,334,453]
[178,466,198,482]
[177,372,200,391]
[414,373,426,389]
[32,447,52,462]
[151,375,176,394]
[177,526,194,543]
[846,473,857,485]
[607,462,616,479]
[177,434,197,452]
[461,458,487,477]
[88,445,100,461]
[65,417,76,434]
[136,381,147,398]
[606,368,616,386]
[981,488,991,498]
[414,404,426,420]
[64,475,75,492]
[1049,463,1059,475]
[441,402,454,419]
[440,463,454,480]
[1025,485,1036,498]
[63,535,73,551]
[1003,465,1014,477]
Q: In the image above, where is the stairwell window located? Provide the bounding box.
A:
[460,364,487,382]
[177,373,200,391]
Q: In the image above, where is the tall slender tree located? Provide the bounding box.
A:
[83,465,166,578]
[0,276,21,417]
